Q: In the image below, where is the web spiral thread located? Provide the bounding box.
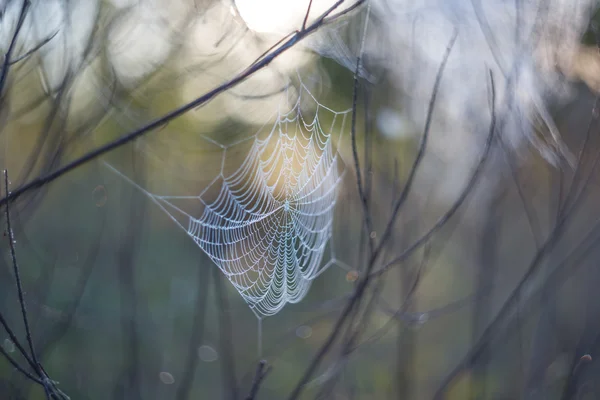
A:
[106,78,351,317]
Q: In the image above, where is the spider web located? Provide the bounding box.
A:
[105,77,351,318]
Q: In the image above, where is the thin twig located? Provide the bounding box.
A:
[351,57,371,249]
[557,97,600,219]
[0,309,37,371]
[0,0,30,95]
[2,171,69,399]
[245,360,271,400]
[4,170,39,372]
[9,30,60,66]
[302,0,315,31]
[0,343,42,385]
[353,244,430,349]
[363,86,374,252]
[369,30,458,265]
[372,70,497,277]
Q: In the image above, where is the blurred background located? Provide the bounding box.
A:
[1,0,600,399]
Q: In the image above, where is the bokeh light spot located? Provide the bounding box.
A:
[198,345,218,362]
[3,338,15,353]
[346,270,359,282]
[159,371,175,385]
[295,325,312,339]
